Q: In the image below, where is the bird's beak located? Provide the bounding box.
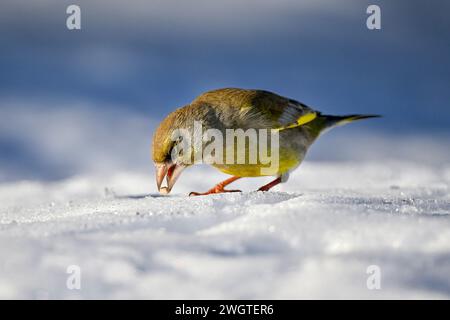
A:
[156,163,167,191]
[155,163,186,194]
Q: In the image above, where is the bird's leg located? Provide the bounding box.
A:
[189,176,242,196]
[257,176,282,192]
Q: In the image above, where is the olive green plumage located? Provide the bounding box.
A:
[152,88,379,192]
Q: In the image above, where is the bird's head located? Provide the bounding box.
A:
[152,106,196,194]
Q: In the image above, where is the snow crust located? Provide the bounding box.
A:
[1,161,449,299]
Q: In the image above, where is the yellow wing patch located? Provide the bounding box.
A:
[276,112,317,131]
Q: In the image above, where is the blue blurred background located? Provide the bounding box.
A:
[0,0,449,182]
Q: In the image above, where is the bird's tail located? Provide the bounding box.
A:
[306,113,381,138]
[322,114,381,129]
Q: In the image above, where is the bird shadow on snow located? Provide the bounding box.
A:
[111,191,302,201]
[113,193,164,199]
[112,193,196,199]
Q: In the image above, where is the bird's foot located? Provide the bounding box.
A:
[189,187,242,197]
[189,185,242,196]
[257,185,271,192]
[257,177,282,192]
[189,176,242,196]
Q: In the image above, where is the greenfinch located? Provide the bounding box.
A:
[152,88,379,195]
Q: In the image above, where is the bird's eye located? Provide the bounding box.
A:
[167,137,184,162]
[164,140,176,162]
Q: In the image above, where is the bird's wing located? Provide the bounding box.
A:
[191,88,317,130]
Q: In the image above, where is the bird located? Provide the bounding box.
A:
[152,88,379,195]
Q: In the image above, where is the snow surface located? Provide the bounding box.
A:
[1,161,449,299]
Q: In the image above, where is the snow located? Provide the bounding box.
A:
[1,161,449,299]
